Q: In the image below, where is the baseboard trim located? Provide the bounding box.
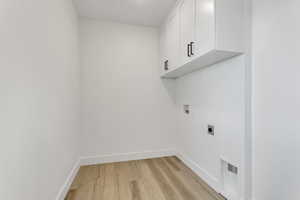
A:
[80,149,176,166]
[55,159,81,200]
[176,152,221,193]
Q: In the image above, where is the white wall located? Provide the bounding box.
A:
[0,0,80,200]
[176,56,246,196]
[252,0,300,199]
[80,19,177,157]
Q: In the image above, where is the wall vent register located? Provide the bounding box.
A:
[221,159,239,199]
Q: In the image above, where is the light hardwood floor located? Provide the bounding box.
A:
[65,156,225,200]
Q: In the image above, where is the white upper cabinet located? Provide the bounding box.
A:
[160,7,180,74]
[160,24,168,74]
[166,10,180,72]
[194,0,215,57]
[179,0,195,65]
[160,0,245,78]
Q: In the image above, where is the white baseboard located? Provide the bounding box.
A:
[176,152,221,193]
[80,149,176,166]
[55,159,81,200]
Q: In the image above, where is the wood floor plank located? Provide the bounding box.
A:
[135,160,167,200]
[92,164,105,200]
[115,161,133,200]
[128,161,150,200]
[145,159,181,200]
[164,157,181,171]
[66,157,222,200]
[163,157,216,200]
[69,181,95,200]
[103,163,120,200]
[154,158,198,200]
[130,180,142,200]
[71,165,99,189]
[170,157,225,200]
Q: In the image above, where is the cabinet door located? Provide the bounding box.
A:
[180,0,195,65]
[165,10,180,71]
[194,0,215,56]
[160,25,168,74]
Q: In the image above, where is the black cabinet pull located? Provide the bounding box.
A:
[190,42,194,56]
[187,43,191,57]
[164,60,169,71]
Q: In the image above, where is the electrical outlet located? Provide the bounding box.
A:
[208,125,214,135]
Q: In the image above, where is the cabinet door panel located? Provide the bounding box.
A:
[165,11,180,71]
[160,26,168,74]
[195,0,215,56]
[180,0,195,64]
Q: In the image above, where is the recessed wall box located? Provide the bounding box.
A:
[208,125,214,135]
[184,105,190,114]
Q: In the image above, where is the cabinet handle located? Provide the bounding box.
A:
[164,60,169,71]
[190,42,194,56]
[187,44,191,57]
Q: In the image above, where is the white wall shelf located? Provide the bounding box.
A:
[161,50,242,78]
